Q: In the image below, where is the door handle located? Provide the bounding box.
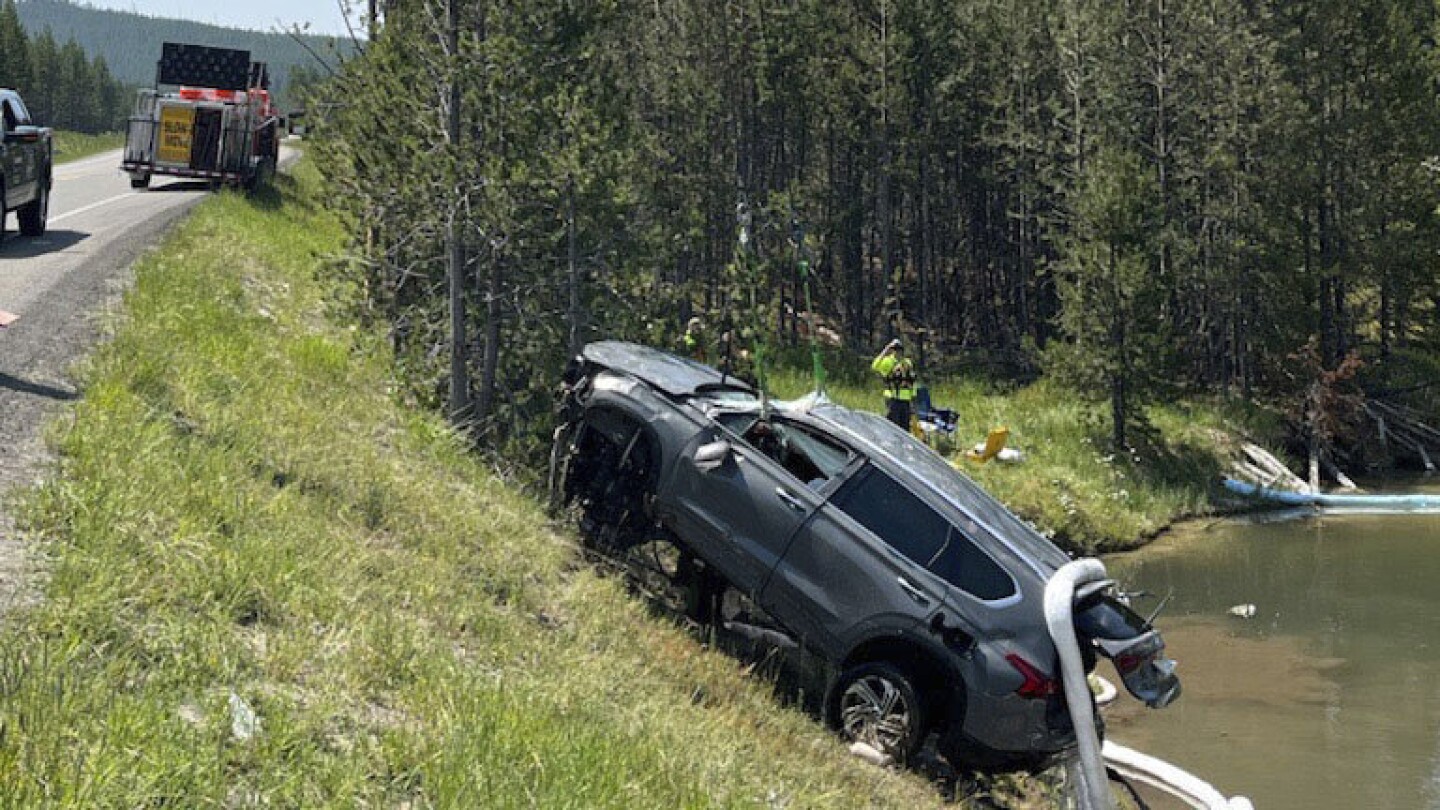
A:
[774,487,807,512]
[897,576,932,606]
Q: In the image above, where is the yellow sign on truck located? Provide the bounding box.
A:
[157,105,195,166]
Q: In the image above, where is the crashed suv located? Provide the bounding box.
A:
[551,341,1179,768]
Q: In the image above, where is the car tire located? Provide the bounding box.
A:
[830,662,928,763]
[18,174,48,237]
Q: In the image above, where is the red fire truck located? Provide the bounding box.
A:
[123,42,281,190]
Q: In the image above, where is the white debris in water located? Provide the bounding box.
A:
[1227,604,1257,619]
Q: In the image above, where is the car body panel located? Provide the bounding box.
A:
[1,89,52,219]
[557,341,1179,765]
[761,497,945,658]
[583,340,754,398]
[667,431,816,596]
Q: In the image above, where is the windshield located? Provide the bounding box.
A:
[812,405,1070,571]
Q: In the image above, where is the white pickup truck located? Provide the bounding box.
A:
[1,88,52,244]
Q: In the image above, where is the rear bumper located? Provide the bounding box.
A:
[122,162,248,183]
[943,687,1095,769]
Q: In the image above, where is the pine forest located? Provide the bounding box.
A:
[235,1,1440,461]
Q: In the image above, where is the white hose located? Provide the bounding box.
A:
[1046,559,1255,810]
[1103,741,1255,810]
[1045,558,1114,810]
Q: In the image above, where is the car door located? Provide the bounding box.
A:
[666,417,824,597]
[1,98,34,206]
[2,99,17,208]
[759,463,950,659]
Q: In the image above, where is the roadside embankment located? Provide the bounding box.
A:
[0,163,1049,806]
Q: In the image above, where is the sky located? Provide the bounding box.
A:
[82,0,363,37]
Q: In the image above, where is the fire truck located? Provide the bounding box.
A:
[123,42,281,190]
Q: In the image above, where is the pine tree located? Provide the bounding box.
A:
[27,29,59,126]
[0,0,32,94]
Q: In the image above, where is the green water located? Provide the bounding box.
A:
[1103,485,1440,810]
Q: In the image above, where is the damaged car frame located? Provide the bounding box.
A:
[551,341,1180,769]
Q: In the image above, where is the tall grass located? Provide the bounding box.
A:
[50,131,124,164]
[0,164,1052,807]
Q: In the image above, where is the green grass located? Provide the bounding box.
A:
[0,163,1052,807]
[50,131,125,164]
[766,367,1279,553]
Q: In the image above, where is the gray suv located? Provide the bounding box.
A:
[551,341,1179,769]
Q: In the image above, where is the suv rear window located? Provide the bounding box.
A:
[833,467,1016,601]
[931,524,1017,601]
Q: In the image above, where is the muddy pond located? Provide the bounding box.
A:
[1102,481,1440,809]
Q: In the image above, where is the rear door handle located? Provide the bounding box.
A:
[775,487,807,512]
[897,576,932,607]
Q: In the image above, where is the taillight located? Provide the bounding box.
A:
[1005,653,1060,699]
[1113,652,1143,674]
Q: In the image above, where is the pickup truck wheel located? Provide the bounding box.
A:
[830,662,928,763]
[18,176,48,237]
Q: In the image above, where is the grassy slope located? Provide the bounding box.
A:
[0,165,1047,807]
[766,368,1278,554]
[51,131,124,164]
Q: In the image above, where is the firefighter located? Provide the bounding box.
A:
[872,337,917,430]
[682,317,708,363]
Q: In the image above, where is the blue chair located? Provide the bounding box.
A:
[914,386,958,434]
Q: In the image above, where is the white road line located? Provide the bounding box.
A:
[49,192,141,225]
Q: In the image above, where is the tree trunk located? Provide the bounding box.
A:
[566,174,582,358]
[445,0,470,425]
[1110,245,1127,452]
[478,250,503,428]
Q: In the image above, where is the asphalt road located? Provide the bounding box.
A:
[0,148,261,616]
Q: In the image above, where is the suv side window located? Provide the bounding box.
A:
[831,466,948,567]
[833,467,1017,601]
[719,414,852,489]
[932,523,1017,601]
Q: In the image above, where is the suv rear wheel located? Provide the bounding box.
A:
[831,662,928,763]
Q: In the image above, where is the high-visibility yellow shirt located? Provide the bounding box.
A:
[872,354,917,401]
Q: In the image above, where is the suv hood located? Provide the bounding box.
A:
[583,341,755,398]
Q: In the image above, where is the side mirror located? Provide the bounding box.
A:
[694,439,732,472]
[4,126,41,144]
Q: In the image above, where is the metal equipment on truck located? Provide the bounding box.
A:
[122,42,281,190]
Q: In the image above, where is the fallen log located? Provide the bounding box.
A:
[1241,443,1313,493]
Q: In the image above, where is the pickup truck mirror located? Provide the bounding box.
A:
[693,439,732,472]
[4,126,42,144]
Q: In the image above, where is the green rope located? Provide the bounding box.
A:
[792,211,826,395]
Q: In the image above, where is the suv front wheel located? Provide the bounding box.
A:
[830,662,928,763]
